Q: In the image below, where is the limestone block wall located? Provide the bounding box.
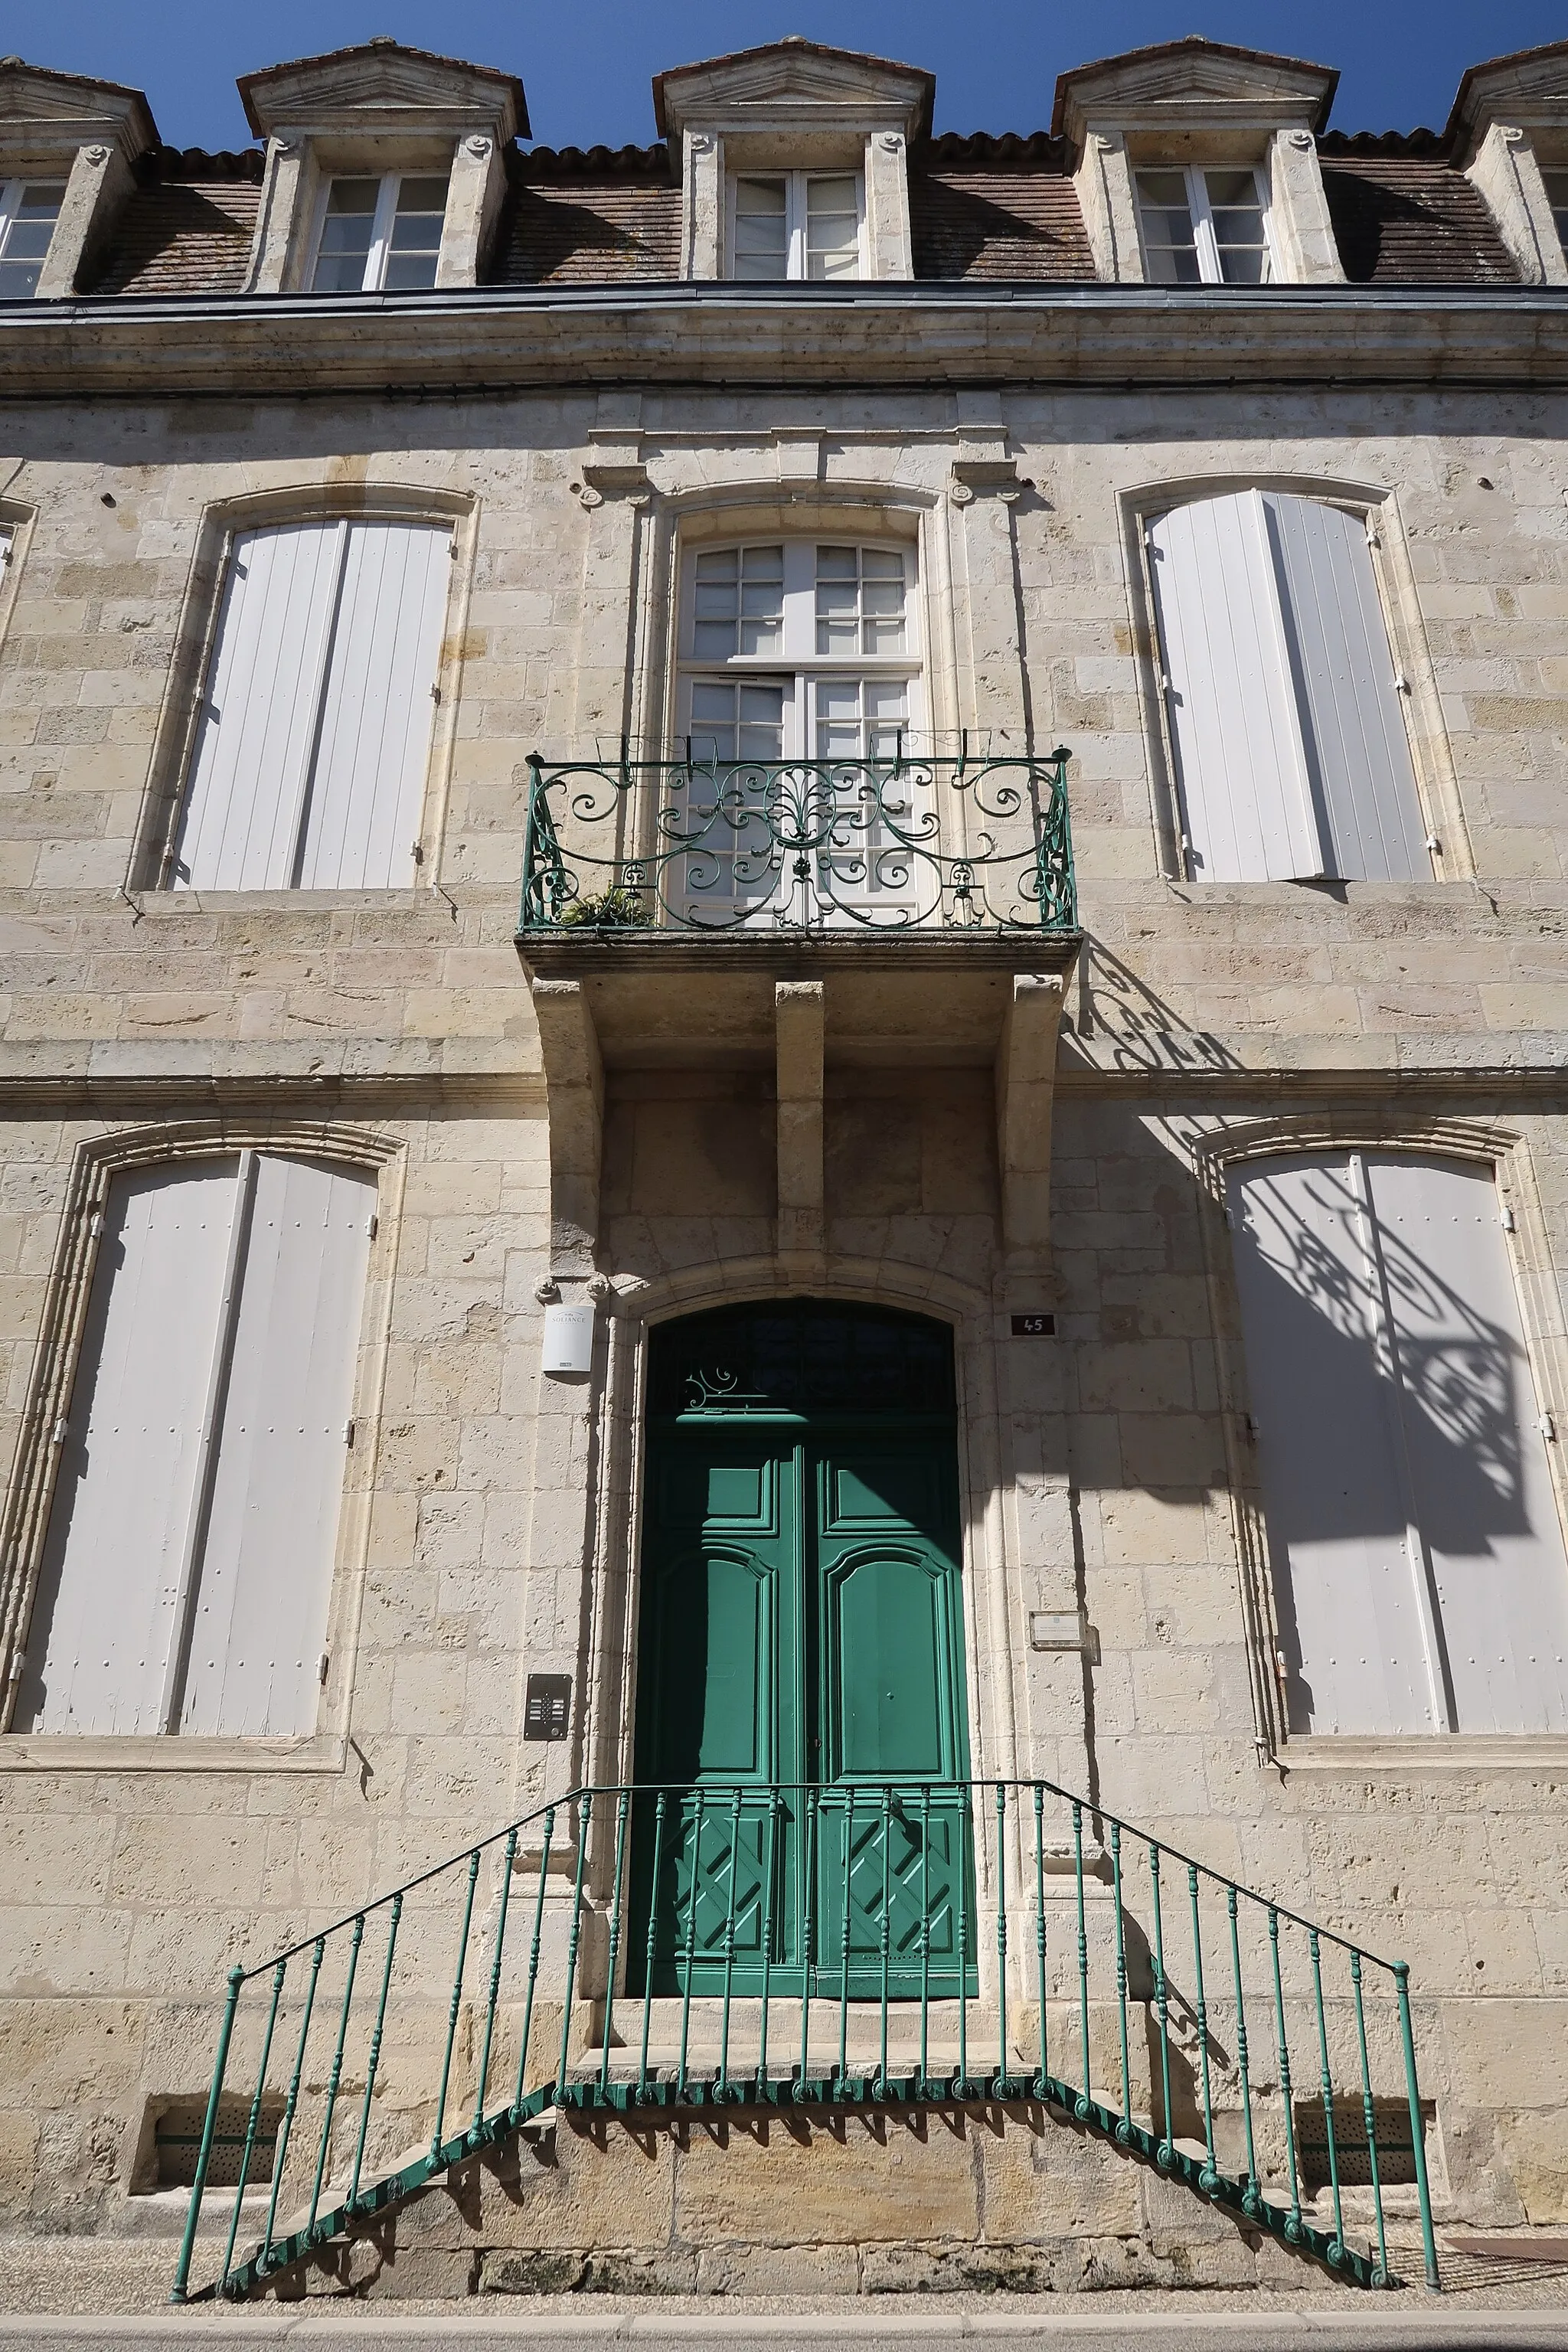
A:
[0,380,1564,2235]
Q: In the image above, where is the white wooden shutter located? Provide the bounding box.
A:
[1148,492,1324,883]
[178,1156,374,1736]
[1227,1155,1439,1734]
[295,521,449,890]
[1264,497,1428,882]
[17,1161,241,1733]
[1365,1155,1568,1732]
[174,524,347,890]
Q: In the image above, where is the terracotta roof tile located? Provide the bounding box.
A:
[489,179,681,284]
[90,177,260,297]
[910,167,1093,280]
[1320,155,1520,284]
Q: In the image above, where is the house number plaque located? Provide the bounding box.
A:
[1010,1313,1056,1336]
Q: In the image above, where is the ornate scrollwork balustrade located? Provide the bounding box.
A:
[518,746,1076,934]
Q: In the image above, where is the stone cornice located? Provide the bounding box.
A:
[3,283,1568,397]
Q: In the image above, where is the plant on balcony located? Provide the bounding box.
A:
[556,886,647,928]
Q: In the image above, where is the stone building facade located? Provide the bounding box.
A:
[0,28,1566,2300]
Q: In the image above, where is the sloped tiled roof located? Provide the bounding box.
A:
[47,122,1538,296]
[1318,132,1520,284]
[910,135,1094,280]
[87,149,263,297]
[492,156,681,285]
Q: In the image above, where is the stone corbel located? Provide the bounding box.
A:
[995,972,1065,1284]
[574,426,652,508]
[776,981,825,1279]
[949,394,1025,504]
[949,456,1024,505]
[531,978,605,1279]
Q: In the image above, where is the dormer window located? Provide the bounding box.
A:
[1135,167,1271,285]
[0,181,66,299]
[310,172,450,294]
[730,172,863,280]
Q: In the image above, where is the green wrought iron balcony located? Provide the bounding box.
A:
[517,745,1076,936]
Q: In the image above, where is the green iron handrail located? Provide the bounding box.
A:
[170,1776,1439,2305]
[516,743,1076,934]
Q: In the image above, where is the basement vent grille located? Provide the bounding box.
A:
[1293,2096,1426,2190]
[155,2096,279,2190]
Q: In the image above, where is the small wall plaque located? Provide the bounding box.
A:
[542,1302,594,1374]
[524,1674,571,1741]
[1029,1612,1099,1662]
[1010,1313,1056,1337]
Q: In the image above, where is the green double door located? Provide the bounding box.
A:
[631,1302,975,1999]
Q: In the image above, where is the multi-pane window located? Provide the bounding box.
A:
[1540,166,1568,257]
[15,1154,375,1739]
[172,518,451,891]
[0,180,65,298]
[311,173,449,292]
[1146,489,1429,883]
[729,173,862,279]
[1228,1152,1568,1736]
[683,540,915,758]
[1136,167,1270,285]
[678,538,920,916]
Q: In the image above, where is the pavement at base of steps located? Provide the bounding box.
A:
[2,2303,1568,2352]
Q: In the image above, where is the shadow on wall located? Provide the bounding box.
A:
[1241,1158,1526,1557]
[1062,940,1244,1076]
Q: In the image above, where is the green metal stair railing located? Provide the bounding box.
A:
[170,1779,1439,2304]
[516,743,1076,933]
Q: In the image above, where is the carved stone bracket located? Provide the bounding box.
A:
[995,972,1067,1291]
[950,456,1025,504]
[776,980,825,1280]
[529,977,605,1280]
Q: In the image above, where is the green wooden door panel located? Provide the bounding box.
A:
[652,1547,773,1780]
[632,1306,974,1999]
[812,1790,971,1998]
[825,1548,949,1778]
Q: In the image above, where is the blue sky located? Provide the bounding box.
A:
[24,2,1568,153]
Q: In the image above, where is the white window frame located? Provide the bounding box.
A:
[307,169,449,294]
[0,176,64,297]
[675,535,923,756]
[1540,164,1568,256]
[725,169,866,281]
[1135,162,1274,286]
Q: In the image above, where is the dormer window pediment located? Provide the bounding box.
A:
[0,59,157,296]
[237,39,526,294]
[652,38,929,283]
[1051,36,1341,286]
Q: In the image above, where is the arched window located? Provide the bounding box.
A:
[1227,1150,1568,1736]
[14,1152,376,1738]
[171,517,452,890]
[1147,490,1429,884]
